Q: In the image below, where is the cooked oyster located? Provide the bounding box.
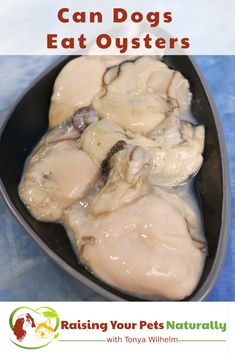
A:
[19,140,100,222]
[63,146,206,299]
[92,56,191,133]
[49,56,135,127]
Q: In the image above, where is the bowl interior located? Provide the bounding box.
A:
[0,56,223,300]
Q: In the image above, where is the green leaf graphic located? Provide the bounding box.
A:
[36,306,57,314]
[42,311,58,319]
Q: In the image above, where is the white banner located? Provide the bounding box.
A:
[1,302,235,352]
[0,0,234,55]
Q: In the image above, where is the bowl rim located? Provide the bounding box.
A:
[186,57,231,300]
[0,55,231,301]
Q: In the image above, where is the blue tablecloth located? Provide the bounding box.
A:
[0,56,234,301]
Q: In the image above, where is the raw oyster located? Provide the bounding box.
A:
[63,146,206,299]
[79,119,156,166]
[148,120,205,186]
[19,55,207,300]
[40,106,98,147]
[49,56,135,127]
[79,116,205,186]
[19,140,100,222]
[92,56,191,133]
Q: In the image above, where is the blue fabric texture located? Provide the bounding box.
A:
[0,56,234,301]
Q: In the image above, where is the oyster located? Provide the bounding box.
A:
[19,55,206,300]
[147,114,184,148]
[63,146,206,299]
[149,119,205,186]
[92,56,191,133]
[79,116,205,186]
[19,139,100,222]
[49,56,135,127]
[79,119,156,166]
[39,106,98,147]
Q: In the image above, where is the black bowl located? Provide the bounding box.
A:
[0,56,230,301]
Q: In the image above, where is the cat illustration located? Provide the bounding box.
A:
[35,319,54,339]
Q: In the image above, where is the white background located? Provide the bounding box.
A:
[0,0,234,54]
[1,302,235,352]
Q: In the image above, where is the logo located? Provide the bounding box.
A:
[9,306,60,349]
